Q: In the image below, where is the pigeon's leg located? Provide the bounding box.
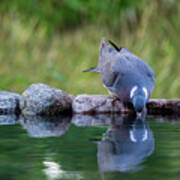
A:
[108,90,120,111]
[108,90,121,123]
[112,96,120,105]
[111,96,120,111]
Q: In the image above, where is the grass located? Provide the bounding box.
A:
[0,1,179,99]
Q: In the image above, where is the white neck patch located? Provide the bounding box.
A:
[130,86,138,99]
[130,86,148,99]
[142,87,148,99]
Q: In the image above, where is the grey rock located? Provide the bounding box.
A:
[20,83,74,115]
[0,91,21,114]
[147,99,180,115]
[72,94,134,114]
[20,115,71,138]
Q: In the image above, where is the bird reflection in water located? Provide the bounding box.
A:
[98,115,154,173]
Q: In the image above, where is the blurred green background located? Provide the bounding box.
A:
[0,0,179,98]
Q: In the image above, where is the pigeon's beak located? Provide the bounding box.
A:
[132,95,146,113]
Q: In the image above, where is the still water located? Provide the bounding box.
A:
[0,114,180,180]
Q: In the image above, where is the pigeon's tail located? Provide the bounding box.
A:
[99,37,107,66]
[100,37,106,49]
[82,38,106,73]
[83,38,121,73]
[82,67,100,73]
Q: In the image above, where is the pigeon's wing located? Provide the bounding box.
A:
[133,57,155,92]
[116,51,155,92]
[100,52,125,88]
[108,40,122,52]
[100,61,118,87]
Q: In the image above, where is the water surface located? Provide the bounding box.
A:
[0,114,180,180]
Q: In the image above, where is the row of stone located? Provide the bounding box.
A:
[0,83,180,115]
[0,83,135,115]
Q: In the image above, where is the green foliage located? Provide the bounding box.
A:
[0,0,179,98]
[0,0,144,33]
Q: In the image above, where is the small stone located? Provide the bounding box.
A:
[0,91,21,114]
[147,99,180,115]
[72,94,133,114]
[20,83,74,115]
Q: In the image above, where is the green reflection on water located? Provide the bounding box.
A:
[0,115,179,180]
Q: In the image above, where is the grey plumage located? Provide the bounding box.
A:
[83,38,155,110]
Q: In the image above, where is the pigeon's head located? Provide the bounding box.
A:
[130,85,148,113]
